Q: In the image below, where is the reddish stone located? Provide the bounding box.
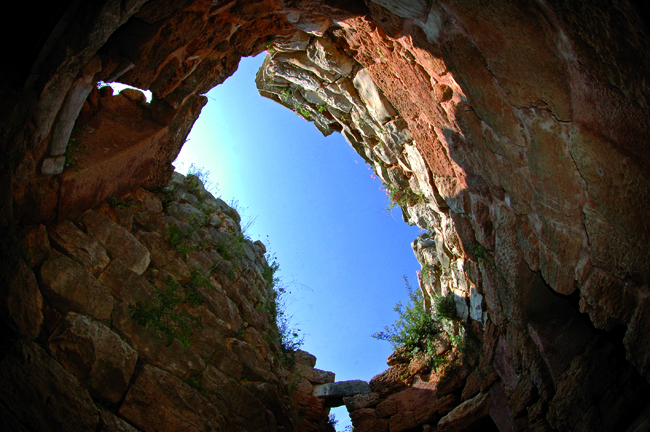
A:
[22,224,51,268]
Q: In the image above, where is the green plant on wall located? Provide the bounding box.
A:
[279,88,292,103]
[64,138,88,171]
[129,272,205,348]
[382,184,424,210]
[261,253,304,356]
[372,276,460,371]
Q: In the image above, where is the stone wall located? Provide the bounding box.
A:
[1,0,650,431]
[2,172,333,431]
[256,20,650,431]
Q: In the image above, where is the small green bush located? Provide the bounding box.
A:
[382,184,424,210]
[129,273,204,348]
[167,223,196,256]
[372,277,461,371]
[372,276,441,353]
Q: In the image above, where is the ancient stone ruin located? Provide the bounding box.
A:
[1,0,650,431]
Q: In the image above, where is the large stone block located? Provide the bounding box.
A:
[6,259,43,338]
[112,302,204,380]
[352,68,397,124]
[48,312,138,403]
[81,210,150,275]
[294,363,335,384]
[40,250,114,321]
[98,410,140,432]
[98,258,153,305]
[436,392,490,432]
[119,365,224,431]
[0,340,98,432]
[314,380,371,398]
[49,220,110,275]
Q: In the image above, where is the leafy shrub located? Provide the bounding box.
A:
[372,276,441,353]
[129,273,204,348]
[167,223,196,256]
[372,276,461,371]
[382,184,424,210]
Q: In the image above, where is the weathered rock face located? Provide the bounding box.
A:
[2,0,650,431]
[254,4,650,431]
[1,173,332,431]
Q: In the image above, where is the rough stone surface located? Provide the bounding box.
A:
[436,392,490,432]
[314,380,371,398]
[344,392,381,411]
[6,259,43,338]
[49,220,110,275]
[98,410,140,432]
[0,340,99,432]
[22,224,51,268]
[48,312,138,403]
[112,301,205,380]
[295,363,336,384]
[119,365,224,432]
[40,250,114,321]
[81,211,150,275]
[3,1,650,431]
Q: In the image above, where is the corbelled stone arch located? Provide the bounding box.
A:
[2,0,650,431]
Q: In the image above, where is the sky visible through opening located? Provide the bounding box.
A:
[171,54,423,429]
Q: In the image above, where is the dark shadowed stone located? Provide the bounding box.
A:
[22,224,51,268]
[344,392,381,411]
[228,338,277,383]
[98,410,140,432]
[350,408,388,432]
[548,338,649,432]
[119,365,224,431]
[201,365,278,431]
[49,220,110,275]
[112,302,204,379]
[492,336,518,391]
[0,340,99,432]
[48,313,138,403]
[624,295,650,382]
[40,250,114,321]
[81,210,150,275]
[527,300,594,387]
[0,401,30,432]
[436,392,491,432]
[489,383,513,432]
[6,259,43,338]
[98,258,153,305]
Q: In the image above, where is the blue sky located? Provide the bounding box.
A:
[172,54,422,428]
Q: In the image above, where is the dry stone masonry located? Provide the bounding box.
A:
[2,172,334,432]
[2,0,650,431]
